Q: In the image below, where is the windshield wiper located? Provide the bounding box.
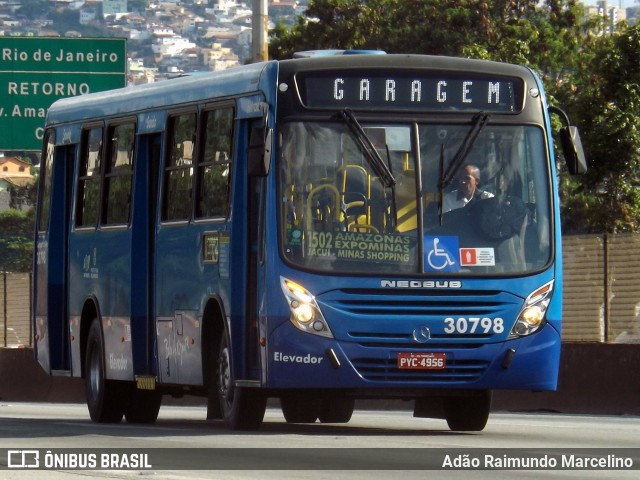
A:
[438,112,490,191]
[338,109,396,188]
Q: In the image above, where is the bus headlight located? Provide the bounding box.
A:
[280,277,333,338]
[509,281,554,338]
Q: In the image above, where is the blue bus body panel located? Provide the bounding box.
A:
[68,228,134,379]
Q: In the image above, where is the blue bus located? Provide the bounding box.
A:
[33,53,585,431]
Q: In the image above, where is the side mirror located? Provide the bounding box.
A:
[248,124,272,177]
[549,106,587,174]
[559,125,587,175]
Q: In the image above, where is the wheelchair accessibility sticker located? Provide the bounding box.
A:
[424,236,459,272]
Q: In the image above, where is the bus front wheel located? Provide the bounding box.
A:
[319,397,355,423]
[217,332,266,430]
[444,390,492,431]
[85,318,125,423]
[280,393,321,423]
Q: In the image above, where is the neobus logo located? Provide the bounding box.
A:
[380,280,462,289]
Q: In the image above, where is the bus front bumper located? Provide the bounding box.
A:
[265,321,560,393]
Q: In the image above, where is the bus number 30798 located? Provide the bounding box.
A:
[443,317,505,334]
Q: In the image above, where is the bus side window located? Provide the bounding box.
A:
[103,122,135,225]
[76,127,103,228]
[196,107,234,218]
[162,112,196,221]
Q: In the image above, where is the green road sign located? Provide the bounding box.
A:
[0,37,126,151]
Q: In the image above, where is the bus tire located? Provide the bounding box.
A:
[444,390,492,431]
[85,318,125,423]
[280,393,320,423]
[217,332,266,430]
[318,397,354,423]
[203,318,222,420]
[124,388,162,424]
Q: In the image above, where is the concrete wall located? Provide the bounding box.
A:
[0,348,84,403]
[492,342,640,415]
[2,344,639,415]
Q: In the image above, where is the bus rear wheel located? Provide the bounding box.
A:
[217,332,266,430]
[124,388,162,424]
[444,390,492,431]
[85,318,125,423]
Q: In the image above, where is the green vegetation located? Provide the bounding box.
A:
[5,1,640,275]
[0,208,34,272]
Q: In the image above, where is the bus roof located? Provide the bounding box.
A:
[278,53,536,79]
[45,60,275,126]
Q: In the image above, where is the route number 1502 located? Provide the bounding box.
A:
[443,317,505,334]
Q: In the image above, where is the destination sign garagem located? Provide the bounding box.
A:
[298,72,523,112]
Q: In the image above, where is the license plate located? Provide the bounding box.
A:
[397,352,446,370]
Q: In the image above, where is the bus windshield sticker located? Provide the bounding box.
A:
[287,227,302,246]
[305,231,414,264]
[424,236,459,272]
[460,247,495,267]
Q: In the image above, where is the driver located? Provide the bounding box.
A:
[443,164,493,212]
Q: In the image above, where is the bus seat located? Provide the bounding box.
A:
[338,164,371,227]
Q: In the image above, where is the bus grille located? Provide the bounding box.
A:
[318,287,522,347]
[318,287,520,382]
[331,288,512,317]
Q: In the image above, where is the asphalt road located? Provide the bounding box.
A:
[0,402,638,479]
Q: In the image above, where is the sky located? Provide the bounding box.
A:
[586,0,638,8]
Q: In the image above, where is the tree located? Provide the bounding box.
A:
[128,0,149,14]
[270,1,588,101]
[560,23,640,233]
[16,0,50,18]
[0,209,34,272]
[270,0,388,58]
[8,181,37,210]
[270,0,586,73]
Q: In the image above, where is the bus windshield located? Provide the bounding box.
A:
[279,121,550,275]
